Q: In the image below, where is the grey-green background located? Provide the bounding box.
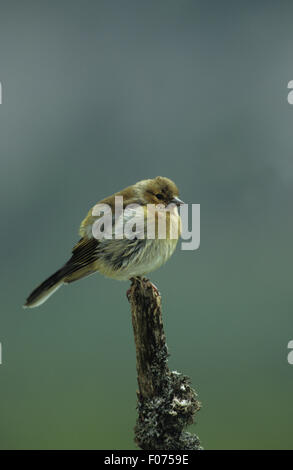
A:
[0,0,293,450]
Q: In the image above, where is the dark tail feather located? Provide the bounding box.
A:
[24,268,66,308]
[24,237,98,308]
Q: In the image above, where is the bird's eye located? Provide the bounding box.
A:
[156,193,164,200]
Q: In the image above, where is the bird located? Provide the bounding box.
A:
[24,176,184,308]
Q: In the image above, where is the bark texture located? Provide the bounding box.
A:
[128,277,202,450]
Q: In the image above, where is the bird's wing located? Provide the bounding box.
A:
[80,203,147,240]
[112,205,147,240]
[79,186,142,238]
[66,205,148,276]
[63,236,99,279]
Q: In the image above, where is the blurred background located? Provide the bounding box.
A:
[0,0,293,450]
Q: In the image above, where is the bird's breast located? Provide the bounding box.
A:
[90,204,181,280]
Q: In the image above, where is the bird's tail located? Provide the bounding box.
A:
[24,268,66,308]
[24,236,98,308]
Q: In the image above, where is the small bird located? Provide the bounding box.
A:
[24,176,184,308]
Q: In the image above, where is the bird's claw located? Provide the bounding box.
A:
[126,287,132,301]
[126,277,160,300]
[149,281,160,297]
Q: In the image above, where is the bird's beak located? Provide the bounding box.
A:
[170,196,184,206]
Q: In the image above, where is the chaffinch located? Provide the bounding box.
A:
[24,176,183,307]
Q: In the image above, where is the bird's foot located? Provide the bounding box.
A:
[126,277,138,301]
[126,286,132,301]
[127,276,160,300]
[142,277,160,297]
[149,281,161,297]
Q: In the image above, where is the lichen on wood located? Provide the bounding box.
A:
[128,277,202,450]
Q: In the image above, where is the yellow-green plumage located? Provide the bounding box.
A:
[24,176,183,308]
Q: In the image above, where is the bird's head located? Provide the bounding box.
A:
[135,176,184,207]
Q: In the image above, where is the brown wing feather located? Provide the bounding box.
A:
[62,237,99,282]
